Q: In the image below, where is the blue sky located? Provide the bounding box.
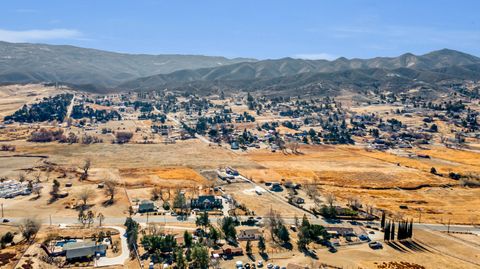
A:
[1,0,479,60]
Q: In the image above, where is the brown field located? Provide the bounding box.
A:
[119,166,207,187]
[0,138,259,220]
[243,145,480,224]
[1,134,479,224]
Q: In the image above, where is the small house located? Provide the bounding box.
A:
[138,200,155,213]
[63,241,106,260]
[222,246,243,256]
[325,227,355,237]
[237,228,262,241]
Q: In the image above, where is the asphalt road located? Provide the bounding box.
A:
[4,215,479,235]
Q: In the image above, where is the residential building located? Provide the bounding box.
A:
[190,195,222,210]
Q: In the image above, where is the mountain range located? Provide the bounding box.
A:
[0,41,254,90]
[1,41,480,96]
[119,49,480,96]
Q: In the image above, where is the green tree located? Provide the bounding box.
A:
[220,216,237,242]
[184,230,193,248]
[191,245,209,269]
[209,225,220,243]
[175,248,187,269]
[258,236,266,254]
[277,224,290,244]
[173,189,187,215]
[380,211,386,229]
[124,217,139,254]
[246,240,252,255]
[196,211,210,229]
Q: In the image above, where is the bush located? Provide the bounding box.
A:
[115,132,133,144]
[1,232,14,244]
[449,172,462,180]
[28,128,64,143]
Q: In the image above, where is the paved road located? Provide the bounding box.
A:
[4,216,479,235]
[96,226,129,267]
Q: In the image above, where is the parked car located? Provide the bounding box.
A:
[369,241,383,249]
[257,260,263,267]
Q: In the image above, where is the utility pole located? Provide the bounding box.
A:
[1,203,3,219]
[146,212,149,225]
[447,219,451,233]
[49,215,52,226]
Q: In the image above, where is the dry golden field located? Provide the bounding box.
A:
[243,145,480,224]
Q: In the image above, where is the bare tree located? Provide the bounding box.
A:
[78,187,94,209]
[19,218,41,241]
[33,171,41,183]
[347,196,361,209]
[97,212,105,227]
[325,193,336,208]
[87,210,95,228]
[151,186,162,201]
[32,184,41,198]
[104,179,118,204]
[18,172,26,182]
[80,159,91,181]
[160,188,171,202]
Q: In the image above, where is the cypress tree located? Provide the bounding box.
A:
[400,221,405,240]
[409,219,414,239]
[397,221,402,240]
[390,221,395,241]
[404,220,408,240]
[381,211,386,229]
[384,221,390,241]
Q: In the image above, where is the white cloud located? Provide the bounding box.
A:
[293,53,337,61]
[0,28,82,43]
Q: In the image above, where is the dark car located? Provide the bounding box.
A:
[369,241,383,249]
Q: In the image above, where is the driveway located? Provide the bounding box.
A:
[96,226,129,267]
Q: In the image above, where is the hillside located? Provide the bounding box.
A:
[0,41,255,89]
[120,49,480,93]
